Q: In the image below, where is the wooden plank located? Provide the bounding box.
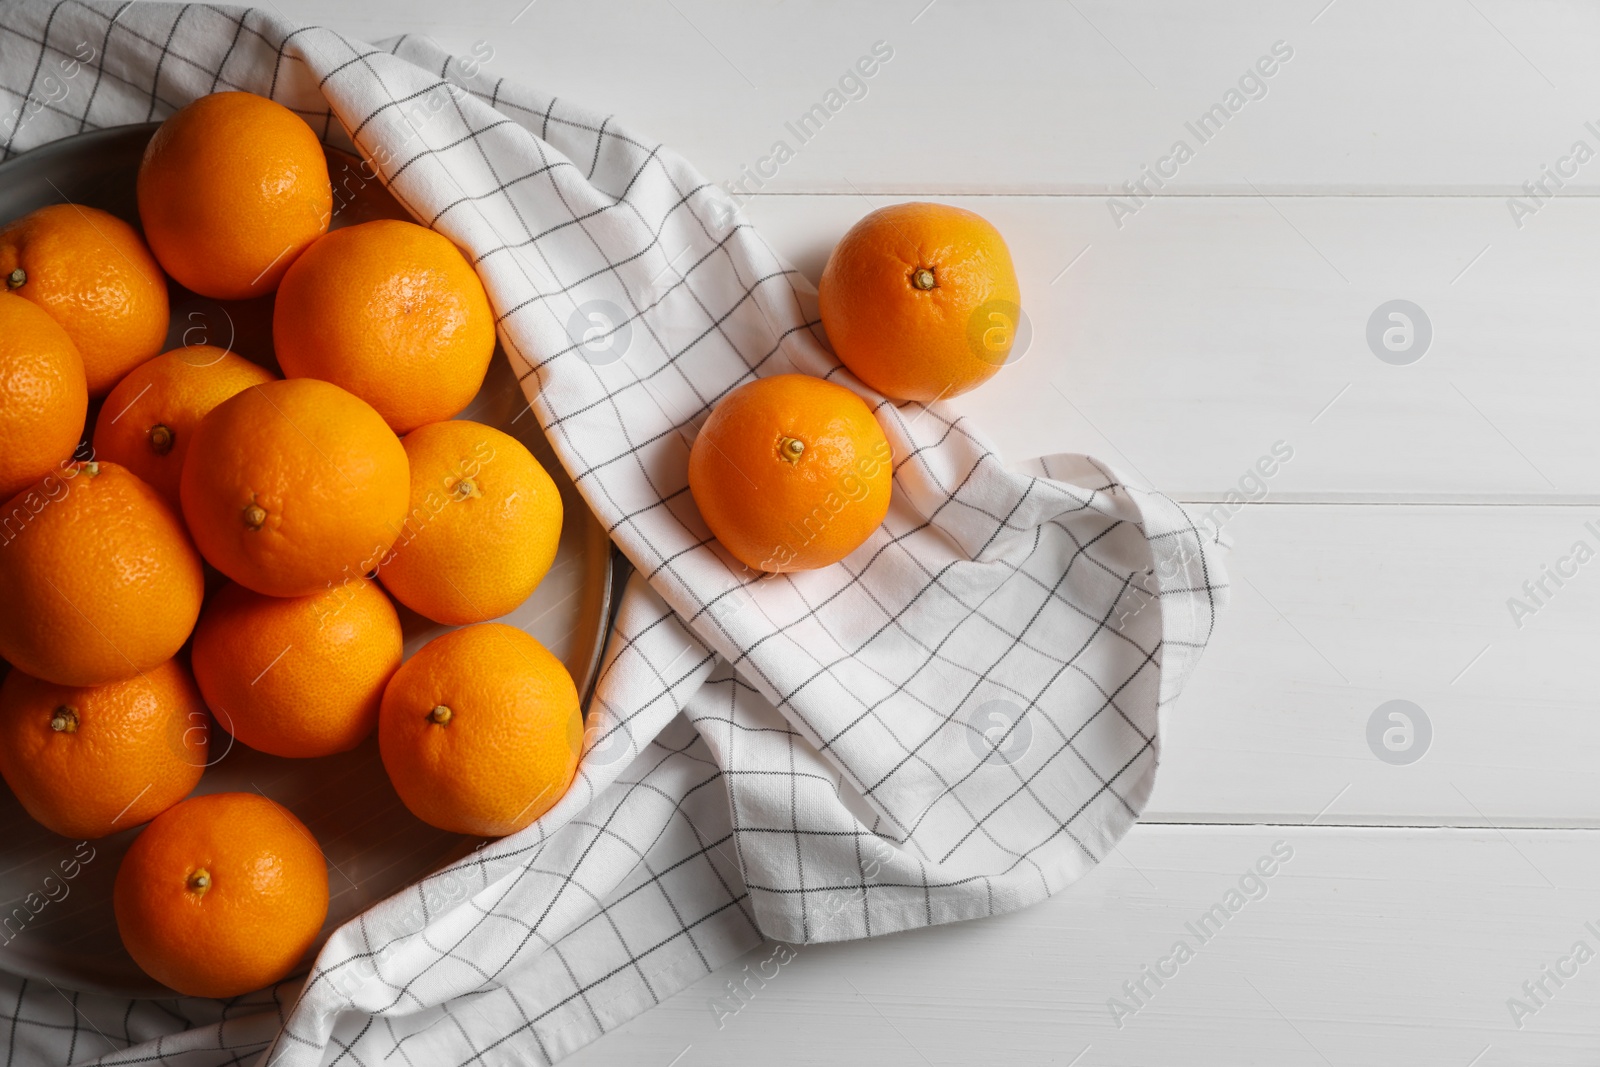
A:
[1146,502,1600,826]
[741,192,1600,500]
[565,824,1600,1066]
[293,0,1600,196]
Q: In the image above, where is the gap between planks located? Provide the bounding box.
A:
[736,189,1600,199]
[1170,495,1600,506]
[1140,820,1600,831]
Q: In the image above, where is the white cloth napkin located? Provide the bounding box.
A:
[0,4,1227,1064]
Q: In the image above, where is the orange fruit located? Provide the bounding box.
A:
[137,91,332,300]
[191,579,402,758]
[0,292,87,501]
[114,792,328,998]
[0,658,207,839]
[179,378,409,598]
[273,220,495,433]
[688,374,892,572]
[0,203,170,396]
[818,202,1022,403]
[379,623,581,837]
[93,346,276,510]
[379,420,562,625]
[0,461,204,686]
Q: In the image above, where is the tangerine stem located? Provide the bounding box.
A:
[428,705,453,726]
[911,268,936,290]
[188,868,211,895]
[49,706,78,733]
[148,424,174,456]
[5,268,24,290]
[242,503,267,529]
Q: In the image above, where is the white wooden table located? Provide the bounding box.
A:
[278,2,1600,1062]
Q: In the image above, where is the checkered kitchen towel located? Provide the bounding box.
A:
[0,3,1227,1064]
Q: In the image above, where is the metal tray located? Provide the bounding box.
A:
[0,124,615,997]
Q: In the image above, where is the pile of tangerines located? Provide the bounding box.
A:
[690,201,1022,572]
[0,87,1021,1000]
[0,92,574,997]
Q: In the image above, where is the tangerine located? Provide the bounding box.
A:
[379,420,562,624]
[274,220,495,433]
[0,203,169,396]
[0,461,204,686]
[190,578,402,758]
[0,658,207,839]
[0,292,86,501]
[137,91,332,300]
[379,624,582,837]
[179,379,409,598]
[818,202,1021,403]
[93,346,275,510]
[688,374,892,572]
[113,792,329,998]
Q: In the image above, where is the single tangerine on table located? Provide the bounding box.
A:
[92,346,276,510]
[0,292,87,502]
[273,219,496,434]
[114,792,329,998]
[0,461,204,687]
[688,373,893,573]
[818,202,1021,404]
[137,91,332,300]
[0,202,170,396]
[190,578,402,759]
[179,378,410,599]
[379,623,582,837]
[0,657,207,840]
[379,419,563,625]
